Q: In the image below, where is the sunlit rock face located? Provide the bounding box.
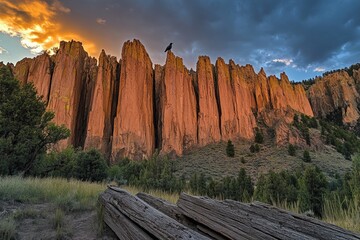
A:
[111,39,155,160]
[196,56,221,146]
[308,71,360,126]
[156,51,197,155]
[12,39,315,159]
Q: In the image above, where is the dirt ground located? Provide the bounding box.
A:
[0,200,117,240]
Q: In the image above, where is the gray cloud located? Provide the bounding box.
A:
[57,0,360,80]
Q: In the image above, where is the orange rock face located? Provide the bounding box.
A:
[84,50,119,155]
[47,40,92,149]
[215,58,238,140]
[13,58,32,85]
[10,38,318,158]
[196,56,221,146]
[112,40,155,160]
[308,71,359,126]
[229,61,257,139]
[157,51,197,155]
[27,53,53,102]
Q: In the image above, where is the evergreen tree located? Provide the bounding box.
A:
[0,66,70,175]
[303,150,311,162]
[226,140,235,157]
[254,128,264,144]
[299,166,327,216]
[288,144,296,156]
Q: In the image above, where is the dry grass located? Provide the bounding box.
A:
[0,176,107,211]
[175,139,351,182]
[323,195,360,233]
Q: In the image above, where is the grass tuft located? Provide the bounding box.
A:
[0,218,16,240]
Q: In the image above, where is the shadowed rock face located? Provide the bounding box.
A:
[84,50,119,157]
[111,39,155,160]
[10,39,315,160]
[308,71,360,126]
[47,40,96,149]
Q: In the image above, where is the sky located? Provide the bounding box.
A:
[0,0,359,81]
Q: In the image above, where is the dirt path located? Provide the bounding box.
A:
[0,200,117,240]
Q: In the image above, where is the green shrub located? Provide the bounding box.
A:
[288,144,296,156]
[303,150,311,162]
[249,144,260,153]
[75,149,108,182]
[226,140,235,157]
[254,128,264,144]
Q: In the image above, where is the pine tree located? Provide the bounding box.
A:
[226,140,235,157]
[288,144,296,156]
[303,150,311,162]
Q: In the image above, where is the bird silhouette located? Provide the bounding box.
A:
[164,43,173,52]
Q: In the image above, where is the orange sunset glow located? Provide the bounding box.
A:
[0,0,97,55]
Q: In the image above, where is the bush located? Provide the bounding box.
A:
[75,149,108,182]
[303,150,311,162]
[288,144,296,156]
[254,128,264,144]
[241,157,246,164]
[250,144,260,153]
[0,66,70,175]
[226,140,235,157]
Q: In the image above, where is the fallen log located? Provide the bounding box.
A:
[99,192,153,240]
[177,193,321,240]
[100,187,210,240]
[136,192,227,240]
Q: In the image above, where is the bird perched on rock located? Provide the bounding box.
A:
[164,43,173,52]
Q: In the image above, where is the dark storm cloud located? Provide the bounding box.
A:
[58,0,360,80]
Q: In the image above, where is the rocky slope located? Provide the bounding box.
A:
[8,39,315,160]
[308,70,360,127]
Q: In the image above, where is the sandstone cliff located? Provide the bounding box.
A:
[84,50,119,156]
[308,71,360,126]
[47,40,96,149]
[9,39,315,160]
[13,58,32,85]
[27,53,53,102]
[196,56,221,146]
[111,40,155,160]
[156,51,197,155]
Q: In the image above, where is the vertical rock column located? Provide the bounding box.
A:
[196,56,221,146]
[159,51,197,155]
[27,53,53,102]
[112,39,155,160]
[13,58,32,85]
[229,61,256,139]
[215,58,238,140]
[85,50,119,155]
[47,40,89,149]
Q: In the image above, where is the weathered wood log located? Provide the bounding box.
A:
[101,187,210,240]
[136,192,227,240]
[177,193,320,240]
[221,200,360,240]
[99,192,154,240]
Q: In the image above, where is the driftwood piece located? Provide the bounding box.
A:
[177,193,323,240]
[99,192,154,240]
[101,187,210,240]
[136,192,227,240]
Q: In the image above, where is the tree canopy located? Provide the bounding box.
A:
[0,65,70,175]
